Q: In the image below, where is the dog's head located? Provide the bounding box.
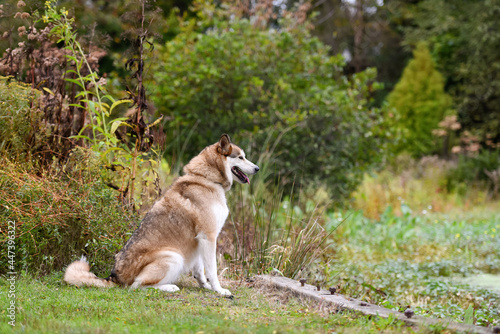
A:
[183,134,260,189]
[217,134,259,184]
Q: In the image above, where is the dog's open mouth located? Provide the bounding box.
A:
[231,166,250,184]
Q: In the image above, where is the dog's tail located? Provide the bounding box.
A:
[64,256,116,288]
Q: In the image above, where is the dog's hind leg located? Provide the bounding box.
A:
[130,251,184,292]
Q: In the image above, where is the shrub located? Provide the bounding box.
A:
[0,76,48,161]
[151,6,393,203]
[0,150,138,276]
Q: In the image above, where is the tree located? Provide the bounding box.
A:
[387,42,453,157]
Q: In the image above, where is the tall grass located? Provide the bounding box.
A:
[223,132,332,279]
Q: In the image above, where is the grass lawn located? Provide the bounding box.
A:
[0,271,444,334]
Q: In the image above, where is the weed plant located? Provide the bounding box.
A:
[0,76,47,161]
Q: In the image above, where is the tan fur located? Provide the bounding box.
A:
[64,134,259,295]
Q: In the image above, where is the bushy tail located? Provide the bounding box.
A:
[64,256,116,288]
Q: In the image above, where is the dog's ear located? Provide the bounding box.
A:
[218,134,232,156]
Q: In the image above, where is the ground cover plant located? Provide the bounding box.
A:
[325,206,500,328]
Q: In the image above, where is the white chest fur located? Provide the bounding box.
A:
[212,201,229,235]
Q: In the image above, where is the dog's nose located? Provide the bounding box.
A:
[255,166,260,172]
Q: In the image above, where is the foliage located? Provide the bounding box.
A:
[312,0,411,105]
[0,153,138,276]
[402,0,500,147]
[0,0,190,74]
[387,42,453,157]
[40,1,131,151]
[325,207,500,327]
[0,76,48,160]
[0,0,111,161]
[151,3,394,202]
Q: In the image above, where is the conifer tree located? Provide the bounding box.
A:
[387,42,453,156]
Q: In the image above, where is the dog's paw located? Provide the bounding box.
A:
[215,288,232,296]
[154,284,180,292]
[199,282,211,289]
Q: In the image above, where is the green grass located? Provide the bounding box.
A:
[0,272,441,334]
[325,206,500,328]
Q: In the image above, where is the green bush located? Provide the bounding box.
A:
[0,150,138,276]
[151,11,393,203]
[0,76,48,160]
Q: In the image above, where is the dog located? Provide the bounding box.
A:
[64,134,259,296]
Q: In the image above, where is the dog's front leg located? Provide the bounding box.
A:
[197,233,231,296]
[192,256,211,289]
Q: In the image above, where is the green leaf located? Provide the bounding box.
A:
[464,305,474,325]
[110,120,132,134]
[77,58,84,72]
[103,147,127,157]
[42,87,55,95]
[65,78,84,89]
[65,55,78,63]
[70,134,92,141]
[102,94,116,104]
[77,124,92,135]
[68,103,85,109]
[109,99,133,115]
[87,101,96,113]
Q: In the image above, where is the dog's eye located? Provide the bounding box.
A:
[239,157,243,160]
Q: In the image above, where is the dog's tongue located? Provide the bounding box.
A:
[233,167,250,184]
[239,169,250,184]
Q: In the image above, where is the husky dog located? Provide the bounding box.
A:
[64,134,259,296]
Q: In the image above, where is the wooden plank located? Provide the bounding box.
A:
[256,275,494,334]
